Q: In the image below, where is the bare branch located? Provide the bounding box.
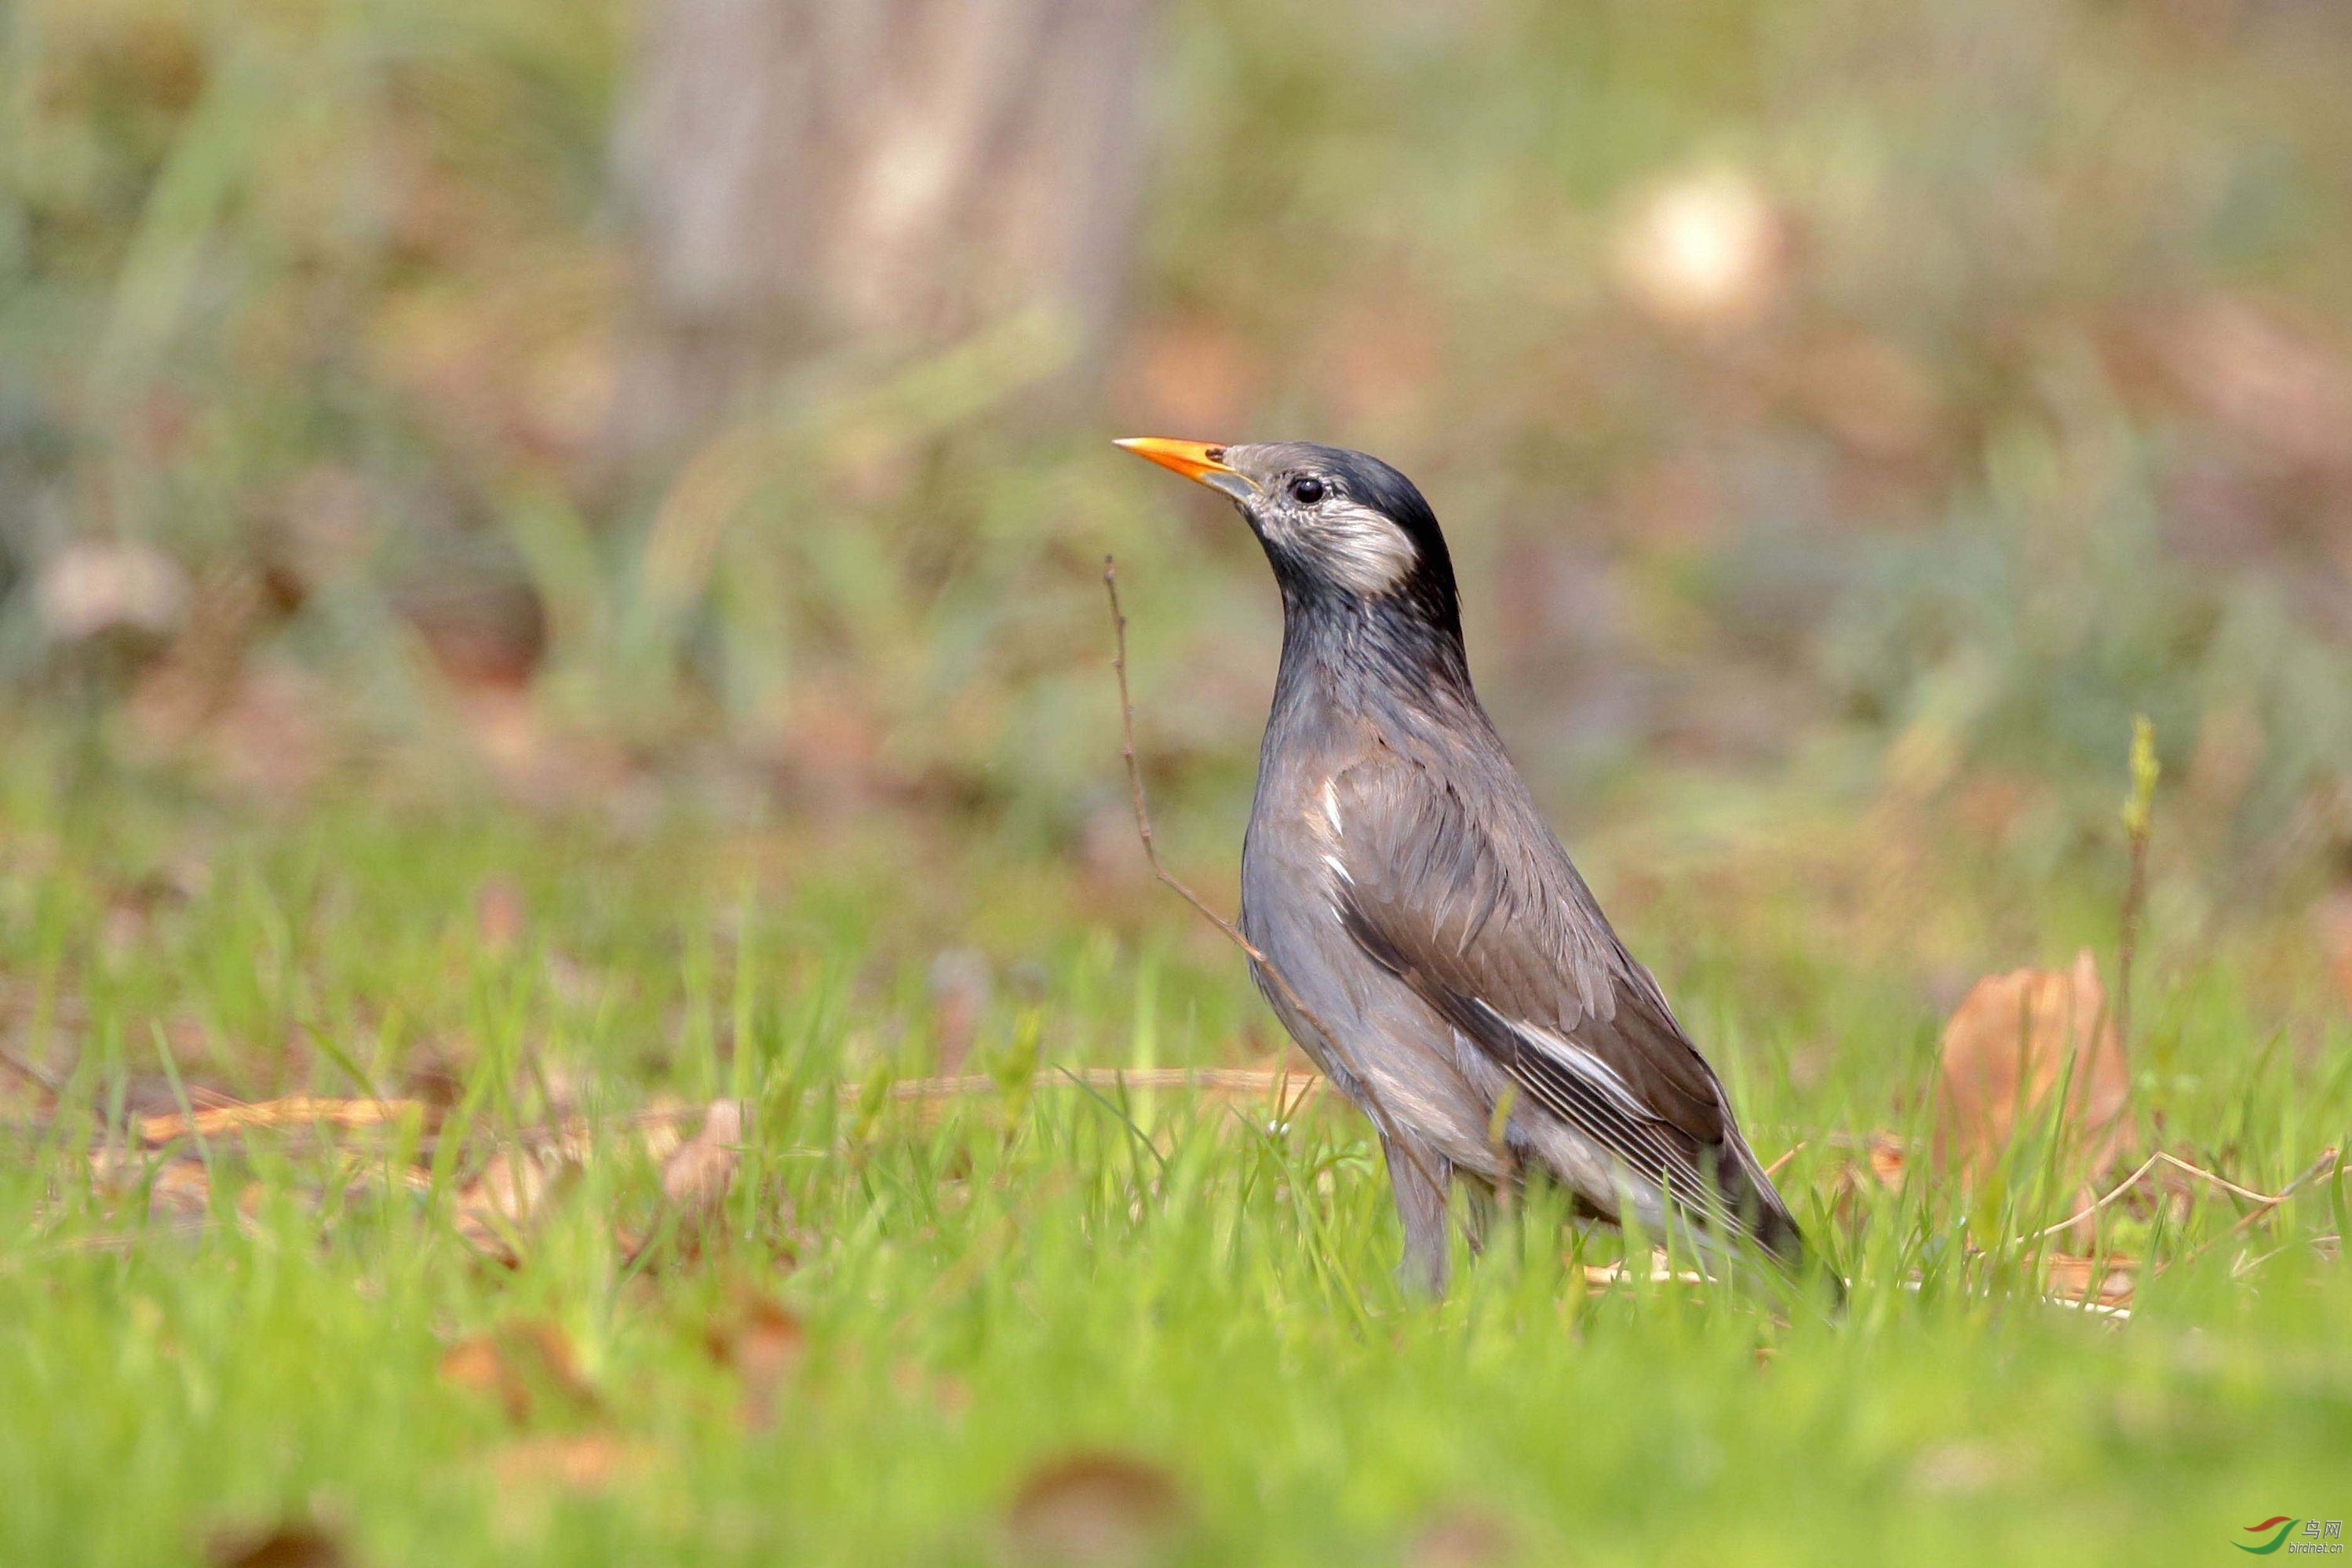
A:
[1100,557,1348,1059]
[2019,1147,2318,1244]
[2167,1145,2344,1268]
[1102,556,1447,1194]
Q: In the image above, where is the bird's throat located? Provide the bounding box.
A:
[1273,589,1476,729]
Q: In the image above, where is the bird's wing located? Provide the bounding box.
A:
[1325,753,1776,1239]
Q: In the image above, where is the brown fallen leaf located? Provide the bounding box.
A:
[452,1146,574,1264]
[1909,1442,2011,1497]
[2314,887,2352,1013]
[492,1432,652,1490]
[1933,950,2131,1183]
[618,1099,746,1265]
[1405,1506,1515,1568]
[1821,1133,1910,1223]
[204,1519,349,1568]
[706,1290,805,1431]
[400,1048,469,1115]
[1006,1451,1189,1566]
[148,1158,214,1223]
[437,1319,600,1424]
[660,1099,742,1214]
[475,877,528,953]
[1867,1134,1908,1188]
[891,1357,972,1419]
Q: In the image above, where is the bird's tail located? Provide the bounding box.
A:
[1710,1137,1829,1293]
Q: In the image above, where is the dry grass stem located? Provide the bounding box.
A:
[2020,1146,2334,1245]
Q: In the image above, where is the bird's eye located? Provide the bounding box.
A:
[1289,476,1326,505]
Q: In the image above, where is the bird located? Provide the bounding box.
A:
[1115,437,1807,1294]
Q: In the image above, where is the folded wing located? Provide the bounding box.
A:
[1325,754,1800,1262]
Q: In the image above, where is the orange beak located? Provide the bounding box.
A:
[1114,437,1258,501]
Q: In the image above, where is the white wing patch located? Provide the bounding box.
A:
[1512,1021,1650,1120]
[1311,777,1353,922]
[1475,1002,1739,1235]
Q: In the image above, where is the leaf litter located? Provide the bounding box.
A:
[1005,1450,1190,1566]
[24,1041,2335,1325]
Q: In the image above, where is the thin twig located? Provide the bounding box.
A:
[1101,560,1333,1045]
[2164,1146,2343,1271]
[1102,556,1444,1194]
[869,1067,1317,1103]
[138,1095,420,1144]
[2229,1231,2340,1280]
[2020,1147,2317,1244]
[13,1070,1329,1157]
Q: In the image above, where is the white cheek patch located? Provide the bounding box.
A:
[1310,500,1419,594]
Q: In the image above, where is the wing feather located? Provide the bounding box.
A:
[1326,753,1796,1256]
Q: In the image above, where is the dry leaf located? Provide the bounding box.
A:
[399,1050,468,1114]
[889,1357,972,1418]
[620,1100,745,1265]
[491,1433,651,1491]
[1933,950,2131,1182]
[730,1295,804,1380]
[1405,1507,1515,1568]
[1866,1134,1908,1188]
[475,878,527,953]
[2314,887,2352,1012]
[660,1099,742,1215]
[1824,1134,1909,1225]
[1909,1442,2009,1497]
[452,1147,571,1263]
[1005,1452,1189,1566]
[148,1158,213,1223]
[437,1319,600,1424]
[706,1291,804,1431]
[204,1520,349,1568]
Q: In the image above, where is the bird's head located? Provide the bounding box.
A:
[1117,439,1461,643]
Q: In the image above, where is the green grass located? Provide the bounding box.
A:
[3,777,2349,1566]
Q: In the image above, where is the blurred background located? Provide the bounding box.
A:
[5,0,2352,972]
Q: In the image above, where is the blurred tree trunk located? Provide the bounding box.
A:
[616,0,1154,462]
